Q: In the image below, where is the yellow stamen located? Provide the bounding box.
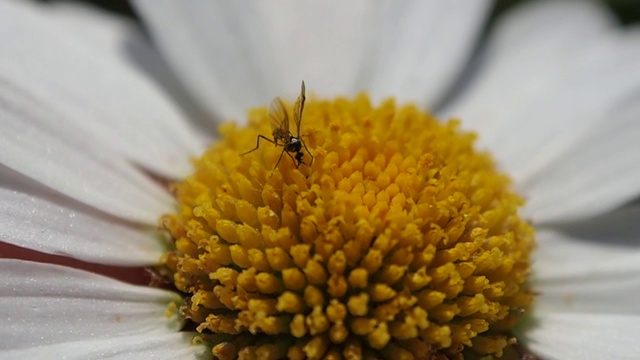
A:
[161,93,535,359]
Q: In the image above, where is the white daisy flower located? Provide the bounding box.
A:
[1,0,639,359]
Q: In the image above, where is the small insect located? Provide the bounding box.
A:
[242,81,314,169]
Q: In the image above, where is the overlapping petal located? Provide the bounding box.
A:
[534,206,640,314]
[0,0,207,179]
[520,204,640,359]
[133,0,491,122]
[0,179,165,266]
[1,333,207,360]
[0,103,173,224]
[520,313,640,360]
[523,102,640,222]
[0,260,183,352]
[441,1,640,203]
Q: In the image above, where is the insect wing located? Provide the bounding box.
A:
[268,97,290,137]
[293,81,306,137]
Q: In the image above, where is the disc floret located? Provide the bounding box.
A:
[162,94,535,359]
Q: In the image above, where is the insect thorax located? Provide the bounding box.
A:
[286,137,302,153]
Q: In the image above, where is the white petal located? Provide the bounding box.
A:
[439,1,640,185]
[520,313,640,360]
[133,0,368,122]
[0,91,174,225]
[0,260,184,351]
[0,179,165,266]
[440,0,615,125]
[47,2,216,135]
[134,0,491,122]
[523,102,640,222]
[362,1,491,108]
[0,0,207,178]
[533,206,640,315]
[1,332,207,360]
[534,207,640,278]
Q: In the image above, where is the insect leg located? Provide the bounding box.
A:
[301,140,314,166]
[241,135,276,156]
[290,151,304,169]
[274,148,288,168]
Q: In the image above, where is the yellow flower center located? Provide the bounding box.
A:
[161,92,535,359]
